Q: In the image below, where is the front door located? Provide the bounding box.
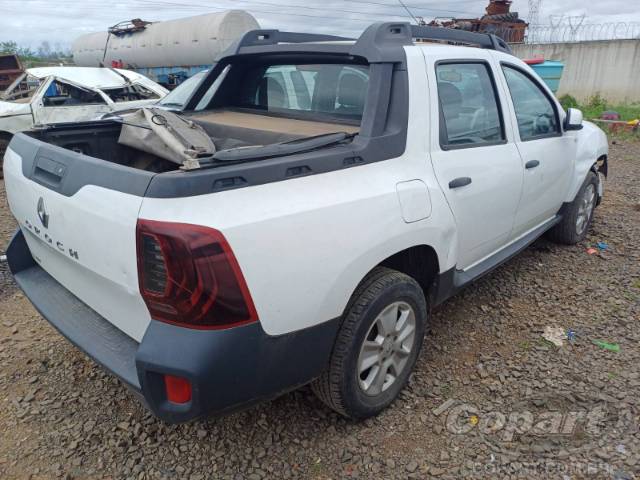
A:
[499,63,575,235]
[428,60,524,270]
[33,78,111,126]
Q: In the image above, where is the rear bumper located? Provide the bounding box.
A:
[7,229,339,423]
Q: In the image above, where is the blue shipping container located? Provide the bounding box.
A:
[133,65,210,88]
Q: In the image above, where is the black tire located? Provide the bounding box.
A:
[311,267,427,419]
[546,172,598,245]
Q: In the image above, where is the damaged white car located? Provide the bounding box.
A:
[0,66,168,138]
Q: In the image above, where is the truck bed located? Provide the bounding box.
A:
[25,109,360,171]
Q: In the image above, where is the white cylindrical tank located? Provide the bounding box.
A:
[73,10,260,68]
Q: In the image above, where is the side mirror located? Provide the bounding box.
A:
[565,108,584,131]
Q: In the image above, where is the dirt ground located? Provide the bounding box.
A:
[0,140,638,480]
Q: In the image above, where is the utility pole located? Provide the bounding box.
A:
[528,0,543,43]
[528,0,542,26]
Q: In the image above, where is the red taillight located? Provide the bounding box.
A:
[164,375,192,404]
[136,220,258,330]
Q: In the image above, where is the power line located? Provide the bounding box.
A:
[341,0,479,15]
[8,0,481,18]
[2,1,399,26]
[137,0,413,20]
[2,0,489,44]
[397,0,420,24]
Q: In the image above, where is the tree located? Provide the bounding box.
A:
[0,40,19,54]
[37,40,52,58]
[0,39,70,67]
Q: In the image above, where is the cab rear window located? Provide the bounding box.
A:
[209,63,370,124]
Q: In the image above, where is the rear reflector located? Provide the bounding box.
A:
[164,375,192,404]
[136,220,258,330]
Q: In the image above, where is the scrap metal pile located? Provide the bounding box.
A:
[429,0,528,43]
[0,55,24,92]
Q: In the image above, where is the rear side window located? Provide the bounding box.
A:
[234,64,370,122]
[502,65,560,141]
[436,62,504,148]
[102,84,160,103]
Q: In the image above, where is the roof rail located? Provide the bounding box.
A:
[229,29,354,55]
[410,25,512,54]
[218,23,512,64]
[351,22,512,61]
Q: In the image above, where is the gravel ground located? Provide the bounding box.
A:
[0,139,639,480]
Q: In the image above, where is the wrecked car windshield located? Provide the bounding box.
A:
[205,63,370,124]
[158,70,208,109]
[1,73,43,102]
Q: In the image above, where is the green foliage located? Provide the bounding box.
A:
[560,92,640,130]
[0,40,18,54]
[0,39,71,68]
[587,92,607,110]
[0,40,35,58]
[581,102,640,123]
[559,94,579,110]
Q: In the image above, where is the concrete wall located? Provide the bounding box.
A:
[512,40,640,103]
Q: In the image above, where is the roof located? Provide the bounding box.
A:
[25,66,149,89]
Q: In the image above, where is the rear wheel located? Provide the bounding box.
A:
[312,267,427,419]
[546,172,598,245]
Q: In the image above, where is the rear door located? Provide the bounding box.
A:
[425,53,523,270]
[101,82,165,112]
[3,135,154,341]
[497,61,574,235]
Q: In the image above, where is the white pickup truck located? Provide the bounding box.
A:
[3,24,608,423]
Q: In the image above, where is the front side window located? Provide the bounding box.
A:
[502,65,560,141]
[436,62,504,148]
[43,80,106,107]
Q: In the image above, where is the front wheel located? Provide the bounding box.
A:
[311,267,427,419]
[547,172,598,245]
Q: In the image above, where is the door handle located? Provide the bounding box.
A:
[448,177,472,189]
[525,160,540,169]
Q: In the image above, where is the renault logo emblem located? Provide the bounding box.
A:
[37,197,49,228]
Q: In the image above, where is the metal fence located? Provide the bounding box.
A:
[505,22,640,44]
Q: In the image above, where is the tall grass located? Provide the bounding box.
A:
[559,93,640,121]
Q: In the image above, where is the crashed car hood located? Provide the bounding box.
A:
[0,100,30,117]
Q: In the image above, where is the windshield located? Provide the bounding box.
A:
[203,62,370,124]
[1,73,43,102]
[158,71,207,108]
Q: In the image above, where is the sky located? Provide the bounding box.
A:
[1,0,639,50]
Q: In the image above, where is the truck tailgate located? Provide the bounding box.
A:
[3,134,154,341]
